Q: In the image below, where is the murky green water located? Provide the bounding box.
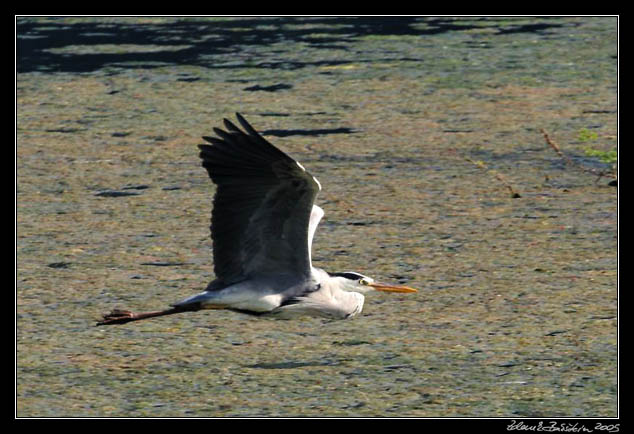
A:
[17,16,617,417]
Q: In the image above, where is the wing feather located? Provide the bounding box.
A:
[198,113,321,286]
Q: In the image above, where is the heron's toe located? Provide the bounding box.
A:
[96,309,135,326]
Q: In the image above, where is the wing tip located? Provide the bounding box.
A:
[223,117,241,133]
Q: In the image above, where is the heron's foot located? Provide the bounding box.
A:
[96,309,137,326]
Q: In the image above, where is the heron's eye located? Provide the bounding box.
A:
[359,278,370,286]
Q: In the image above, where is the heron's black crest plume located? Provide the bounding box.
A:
[330,272,368,281]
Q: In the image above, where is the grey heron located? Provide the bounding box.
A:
[97,113,416,326]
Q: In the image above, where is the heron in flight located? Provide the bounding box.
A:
[97,113,416,326]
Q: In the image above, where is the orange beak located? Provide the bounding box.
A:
[369,282,418,293]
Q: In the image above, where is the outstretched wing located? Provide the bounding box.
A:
[198,113,321,285]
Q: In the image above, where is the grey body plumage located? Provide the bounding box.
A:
[97,114,416,326]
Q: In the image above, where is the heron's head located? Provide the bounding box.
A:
[330,272,417,294]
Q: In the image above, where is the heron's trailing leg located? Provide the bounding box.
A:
[96,304,202,326]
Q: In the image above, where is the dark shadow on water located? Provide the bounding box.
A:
[261,127,357,137]
[243,83,293,92]
[17,16,568,74]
